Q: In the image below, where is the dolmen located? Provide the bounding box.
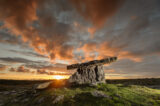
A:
[67,57,117,85]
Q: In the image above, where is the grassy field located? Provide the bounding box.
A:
[0,79,160,106]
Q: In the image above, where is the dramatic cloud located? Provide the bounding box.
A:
[76,42,141,62]
[75,0,160,62]
[0,0,126,62]
[0,0,73,61]
[70,0,124,27]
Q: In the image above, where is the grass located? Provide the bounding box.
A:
[1,82,160,106]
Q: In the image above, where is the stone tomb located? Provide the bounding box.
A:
[67,57,117,84]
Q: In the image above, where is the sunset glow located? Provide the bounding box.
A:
[52,75,66,80]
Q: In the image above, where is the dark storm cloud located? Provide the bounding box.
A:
[70,0,125,28]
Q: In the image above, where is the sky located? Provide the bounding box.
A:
[0,0,160,80]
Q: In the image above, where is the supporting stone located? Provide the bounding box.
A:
[68,65,105,84]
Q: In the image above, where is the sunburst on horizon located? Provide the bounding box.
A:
[52,75,66,80]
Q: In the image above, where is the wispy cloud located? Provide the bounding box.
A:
[8,50,48,58]
[0,57,36,63]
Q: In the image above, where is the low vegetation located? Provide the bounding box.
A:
[106,78,160,86]
[0,79,160,106]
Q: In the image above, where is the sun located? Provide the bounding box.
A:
[52,75,64,80]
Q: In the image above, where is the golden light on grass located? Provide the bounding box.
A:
[52,75,65,80]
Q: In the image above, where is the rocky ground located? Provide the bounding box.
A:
[0,79,160,106]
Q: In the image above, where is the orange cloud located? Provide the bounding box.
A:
[0,0,142,63]
[0,0,73,61]
[118,51,142,62]
[88,27,96,38]
[104,69,115,73]
[0,64,7,71]
[9,66,32,73]
[78,42,142,62]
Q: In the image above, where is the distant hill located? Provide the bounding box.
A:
[106,78,160,86]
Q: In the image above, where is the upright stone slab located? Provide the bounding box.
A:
[68,65,105,84]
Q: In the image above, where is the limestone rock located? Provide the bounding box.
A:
[52,95,64,104]
[91,90,110,98]
[67,57,117,85]
[36,81,52,90]
[67,57,117,70]
[68,65,105,84]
